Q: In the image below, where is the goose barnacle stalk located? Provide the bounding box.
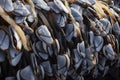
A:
[0,6,31,51]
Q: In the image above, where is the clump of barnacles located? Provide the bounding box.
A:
[0,0,120,80]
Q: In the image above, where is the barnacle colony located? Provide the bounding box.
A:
[0,0,120,80]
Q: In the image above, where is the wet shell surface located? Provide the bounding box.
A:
[0,0,120,80]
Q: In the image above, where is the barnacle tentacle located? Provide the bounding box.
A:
[67,0,77,3]
[0,6,30,51]
[26,0,37,18]
[93,2,107,18]
[93,0,116,24]
[63,0,76,23]
[63,0,83,41]
[96,1,116,23]
[26,0,38,28]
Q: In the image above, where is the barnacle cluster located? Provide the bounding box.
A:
[0,0,120,80]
